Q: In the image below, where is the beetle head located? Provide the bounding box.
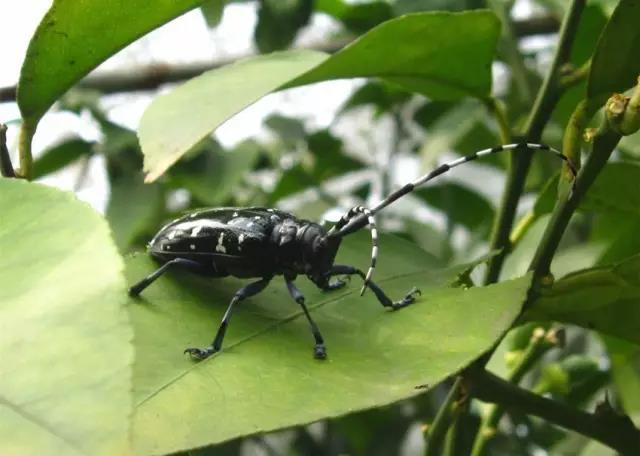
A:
[299,225,341,281]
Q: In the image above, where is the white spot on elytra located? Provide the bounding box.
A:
[192,225,202,236]
[267,208,274,212]
[247,222,254,228]
[254,216,261,220]
[216,233,227,253]
[168,230,177,240]
[190,244,196,250]
[238,234,245,244]
[233,211,239,217]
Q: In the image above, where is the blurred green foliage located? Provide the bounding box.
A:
[4,0,640,454]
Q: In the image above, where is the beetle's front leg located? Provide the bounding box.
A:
[185,277,272,360]
[285,279,327,360]
[324,264,420,310]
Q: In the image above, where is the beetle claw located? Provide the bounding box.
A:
[314,344,327,360]
[184,346,215,360]
[391,287,421,310]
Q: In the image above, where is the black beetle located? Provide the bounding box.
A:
[129,143,576,360]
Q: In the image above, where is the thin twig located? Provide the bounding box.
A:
[468,368,640,455]
[0,123,17,177]
[424,377,463,456]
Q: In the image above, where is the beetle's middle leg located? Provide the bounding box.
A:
[185,276,272,360]
[285,279,327,360]
[323,264,420,310]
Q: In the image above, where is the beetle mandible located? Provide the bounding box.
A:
[129,142,576,360]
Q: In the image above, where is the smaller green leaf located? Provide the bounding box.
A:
[340,81,411,116]
[526,253,640,345]
[416,182,495,235]
[587,0,640,103]
[33,137,94,179]
[603,336,640,425]
[418,100,486,170]
[139,50,328,182]
[535,355,609,406]
[264,114,307,144]
[255,0,313,53]
[270,130,362,202]
[106,175,164,252]
[582,162,640,217]
[169,139,260,205]
[393,0,472,15]
[200,0,226,28]
[316,0,393,33]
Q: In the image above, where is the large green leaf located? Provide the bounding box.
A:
[587,0,640,103]
[126,234,530,454]
[32,138,94,179]
[139,11,499,182]
[526,254,640,345]
[0,179,132,454]
[18,0,211,124]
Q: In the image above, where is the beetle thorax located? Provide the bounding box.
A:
[271,221,339,278]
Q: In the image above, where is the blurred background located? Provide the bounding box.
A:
[2,1,633,454]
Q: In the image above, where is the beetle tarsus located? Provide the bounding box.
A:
[325,277,348,291]
[314,344,327,359]
[184,346,216,360]
[391,287,421,310]
[286,279,328,360]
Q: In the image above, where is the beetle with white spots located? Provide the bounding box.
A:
[129,143,576,361]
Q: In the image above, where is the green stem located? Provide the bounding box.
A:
[484,0,586,285]
[470,328,557,456]
[424,377,463,456]
[0,123,16,178]
[484,98,512,143]
[18,119,35,180]
[469,369,640,455]
[529,118,621,280]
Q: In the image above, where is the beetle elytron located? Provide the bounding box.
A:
[129,143,576,360]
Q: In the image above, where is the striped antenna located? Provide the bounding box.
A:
[327,142,578,292]
[330,206,378,295]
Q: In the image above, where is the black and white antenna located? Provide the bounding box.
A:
[328,142,578,293]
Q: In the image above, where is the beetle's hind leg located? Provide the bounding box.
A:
[325,264,420,310]
[128,258,204,296]
[285,279,327,360]
[185,277,272,361]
